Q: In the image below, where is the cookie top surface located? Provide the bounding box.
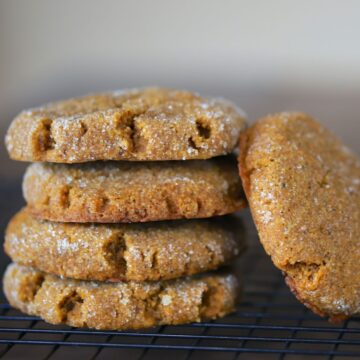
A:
[5,87,246,162]
[5,208,245,282]
[23,156,246,223]
[239,112,360,320]
[4,263,238,330]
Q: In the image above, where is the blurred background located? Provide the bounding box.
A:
[1,0,360,181]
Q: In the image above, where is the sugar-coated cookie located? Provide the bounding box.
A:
[5,208,244,282]
[4,263,239,330]
[239,112,360,321]
[23,157,246,223]
[6,88,246,162]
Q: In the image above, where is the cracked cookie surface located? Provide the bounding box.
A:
[5,87,246,162]
[239,112,360,321]
[5,208,245,282]
[23,156,246,223]
[3,263,239,330]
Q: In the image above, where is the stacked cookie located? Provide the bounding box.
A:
[3,88,247,330]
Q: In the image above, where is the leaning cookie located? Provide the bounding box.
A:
[239,112,360,321]
[4,263,239,330]
[5,208,244,282]
[5,87,246,162]
[23,157,246,223]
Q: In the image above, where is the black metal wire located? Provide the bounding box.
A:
[1,339,360,357]
[1,303,360,356]
[0,327,360,345]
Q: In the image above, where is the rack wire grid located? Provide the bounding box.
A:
[0,183,359,359]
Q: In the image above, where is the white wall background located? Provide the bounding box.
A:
[0,0,359,177]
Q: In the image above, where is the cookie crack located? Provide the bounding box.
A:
[115,109,147,153]
[79,121,88,137]
[283,260,327,289]
[58,290,84,322]
[188,136,200,151]
[142,286,165,323]
[37,119,56,152]
[199,286,213,317]
[103,232,127,276]
[164,195,177,214]
[150,250,159,269]
[19,273,45,303]
[196,118,211,139]
[59,185,71,208]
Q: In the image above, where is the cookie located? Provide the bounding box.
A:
[23,157,246,223]
[3,263,239,330]
[5,88,246,162]
[239,112,360,321]
[5,208,244,282]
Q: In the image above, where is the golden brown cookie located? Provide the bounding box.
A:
[3,263,239,330]
[5,208,244,282]
[239,112,360,321]
[23,157,246,223]
[5,88,246,162]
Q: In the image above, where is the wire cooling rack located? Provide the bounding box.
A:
[0,180,359,360]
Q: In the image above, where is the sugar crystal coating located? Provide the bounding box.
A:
[4,263,239,330]
[6,88,247,162]
[5,208,245,281]
[239,112,360,321]
[23,156,246,223]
